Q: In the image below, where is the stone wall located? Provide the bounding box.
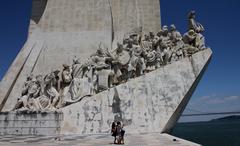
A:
[0,111,63,135]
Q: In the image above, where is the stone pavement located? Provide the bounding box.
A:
[0,133,200,146]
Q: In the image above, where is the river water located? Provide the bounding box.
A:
[172,120,240,146]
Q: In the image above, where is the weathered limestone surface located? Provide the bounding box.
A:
[110,0,161,47]
[111,0,161,33]
[0,0,161,111]
[60,49,212,134]
[32,0,113,75]
[0,111,63,135]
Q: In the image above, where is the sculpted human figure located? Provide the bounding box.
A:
[141,34,153,54]
[129,34,146,77]
[109,43,125,84]
[43,71,60,109]
[152,30,163,68]
[60,58,84,104]
[36,75,44,96]
[72,57,84,78]
[105,43,130,84]
[89,45,115,91]
[16,75,42,111]
[142,34,154,56]
[90,46,111,71]
[126,26,143,45]
[149,32,155,43]
[24,77,42,110]
[188,11,206,50]
[188,10,204,33]
[61,64,73,102]
[147,31,159,51]
[22,74,34,95]
[169,24,184,60]
[182,29,199,56]
[169,24,182,43]
[62,64,73,85]
[13,74,34,110]
[159,25,172,65]
[144,51,157,71]
[170,52,179,63]
[34,74,52,110]
[90,70,98,94]
[67,60,94,102]
[73,68,93,97]
[123,37,135,54]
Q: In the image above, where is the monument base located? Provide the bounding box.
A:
[0,111,62,135]
[0,49,212,136]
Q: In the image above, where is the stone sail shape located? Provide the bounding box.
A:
[60,49,212,134]
[110,0,161,48]
[0,0,161,111]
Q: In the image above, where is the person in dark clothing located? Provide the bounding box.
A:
[115,121,125,144]
[111,122,117,143]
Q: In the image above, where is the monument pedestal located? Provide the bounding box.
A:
[0,49,212,136]
[0,111,62,135]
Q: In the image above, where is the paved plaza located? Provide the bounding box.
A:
[0,133,200,146]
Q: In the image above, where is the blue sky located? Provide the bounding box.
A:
[161,0,240,122]
[0,0,240,122]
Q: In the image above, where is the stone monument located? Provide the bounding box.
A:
[0,0,212,137]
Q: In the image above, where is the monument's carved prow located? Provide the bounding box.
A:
[0,0,212,136]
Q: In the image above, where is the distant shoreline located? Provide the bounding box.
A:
[179,115,240,124]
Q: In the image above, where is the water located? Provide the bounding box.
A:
[172,119,240,146]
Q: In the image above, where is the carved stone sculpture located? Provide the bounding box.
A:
[187,10,206,50]
[72,58,83,78]
[90,48,110,71]
[188,10,204,33]
[169,24,184,60]
[43,71,60,110]
[159,25,172,65]
[183,29,200,56]
[13,12,209,111]
[109,43,130,84]
[130,44,145,77]
[13,75,34,110]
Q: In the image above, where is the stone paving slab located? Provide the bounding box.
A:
[0,133,201,146]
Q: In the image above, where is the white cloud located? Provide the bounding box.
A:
[199,95,240,104]
[224,96,240,101]
[200,95,211,100]
[183,95,240,122]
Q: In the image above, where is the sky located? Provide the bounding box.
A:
[0,0,240,122]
